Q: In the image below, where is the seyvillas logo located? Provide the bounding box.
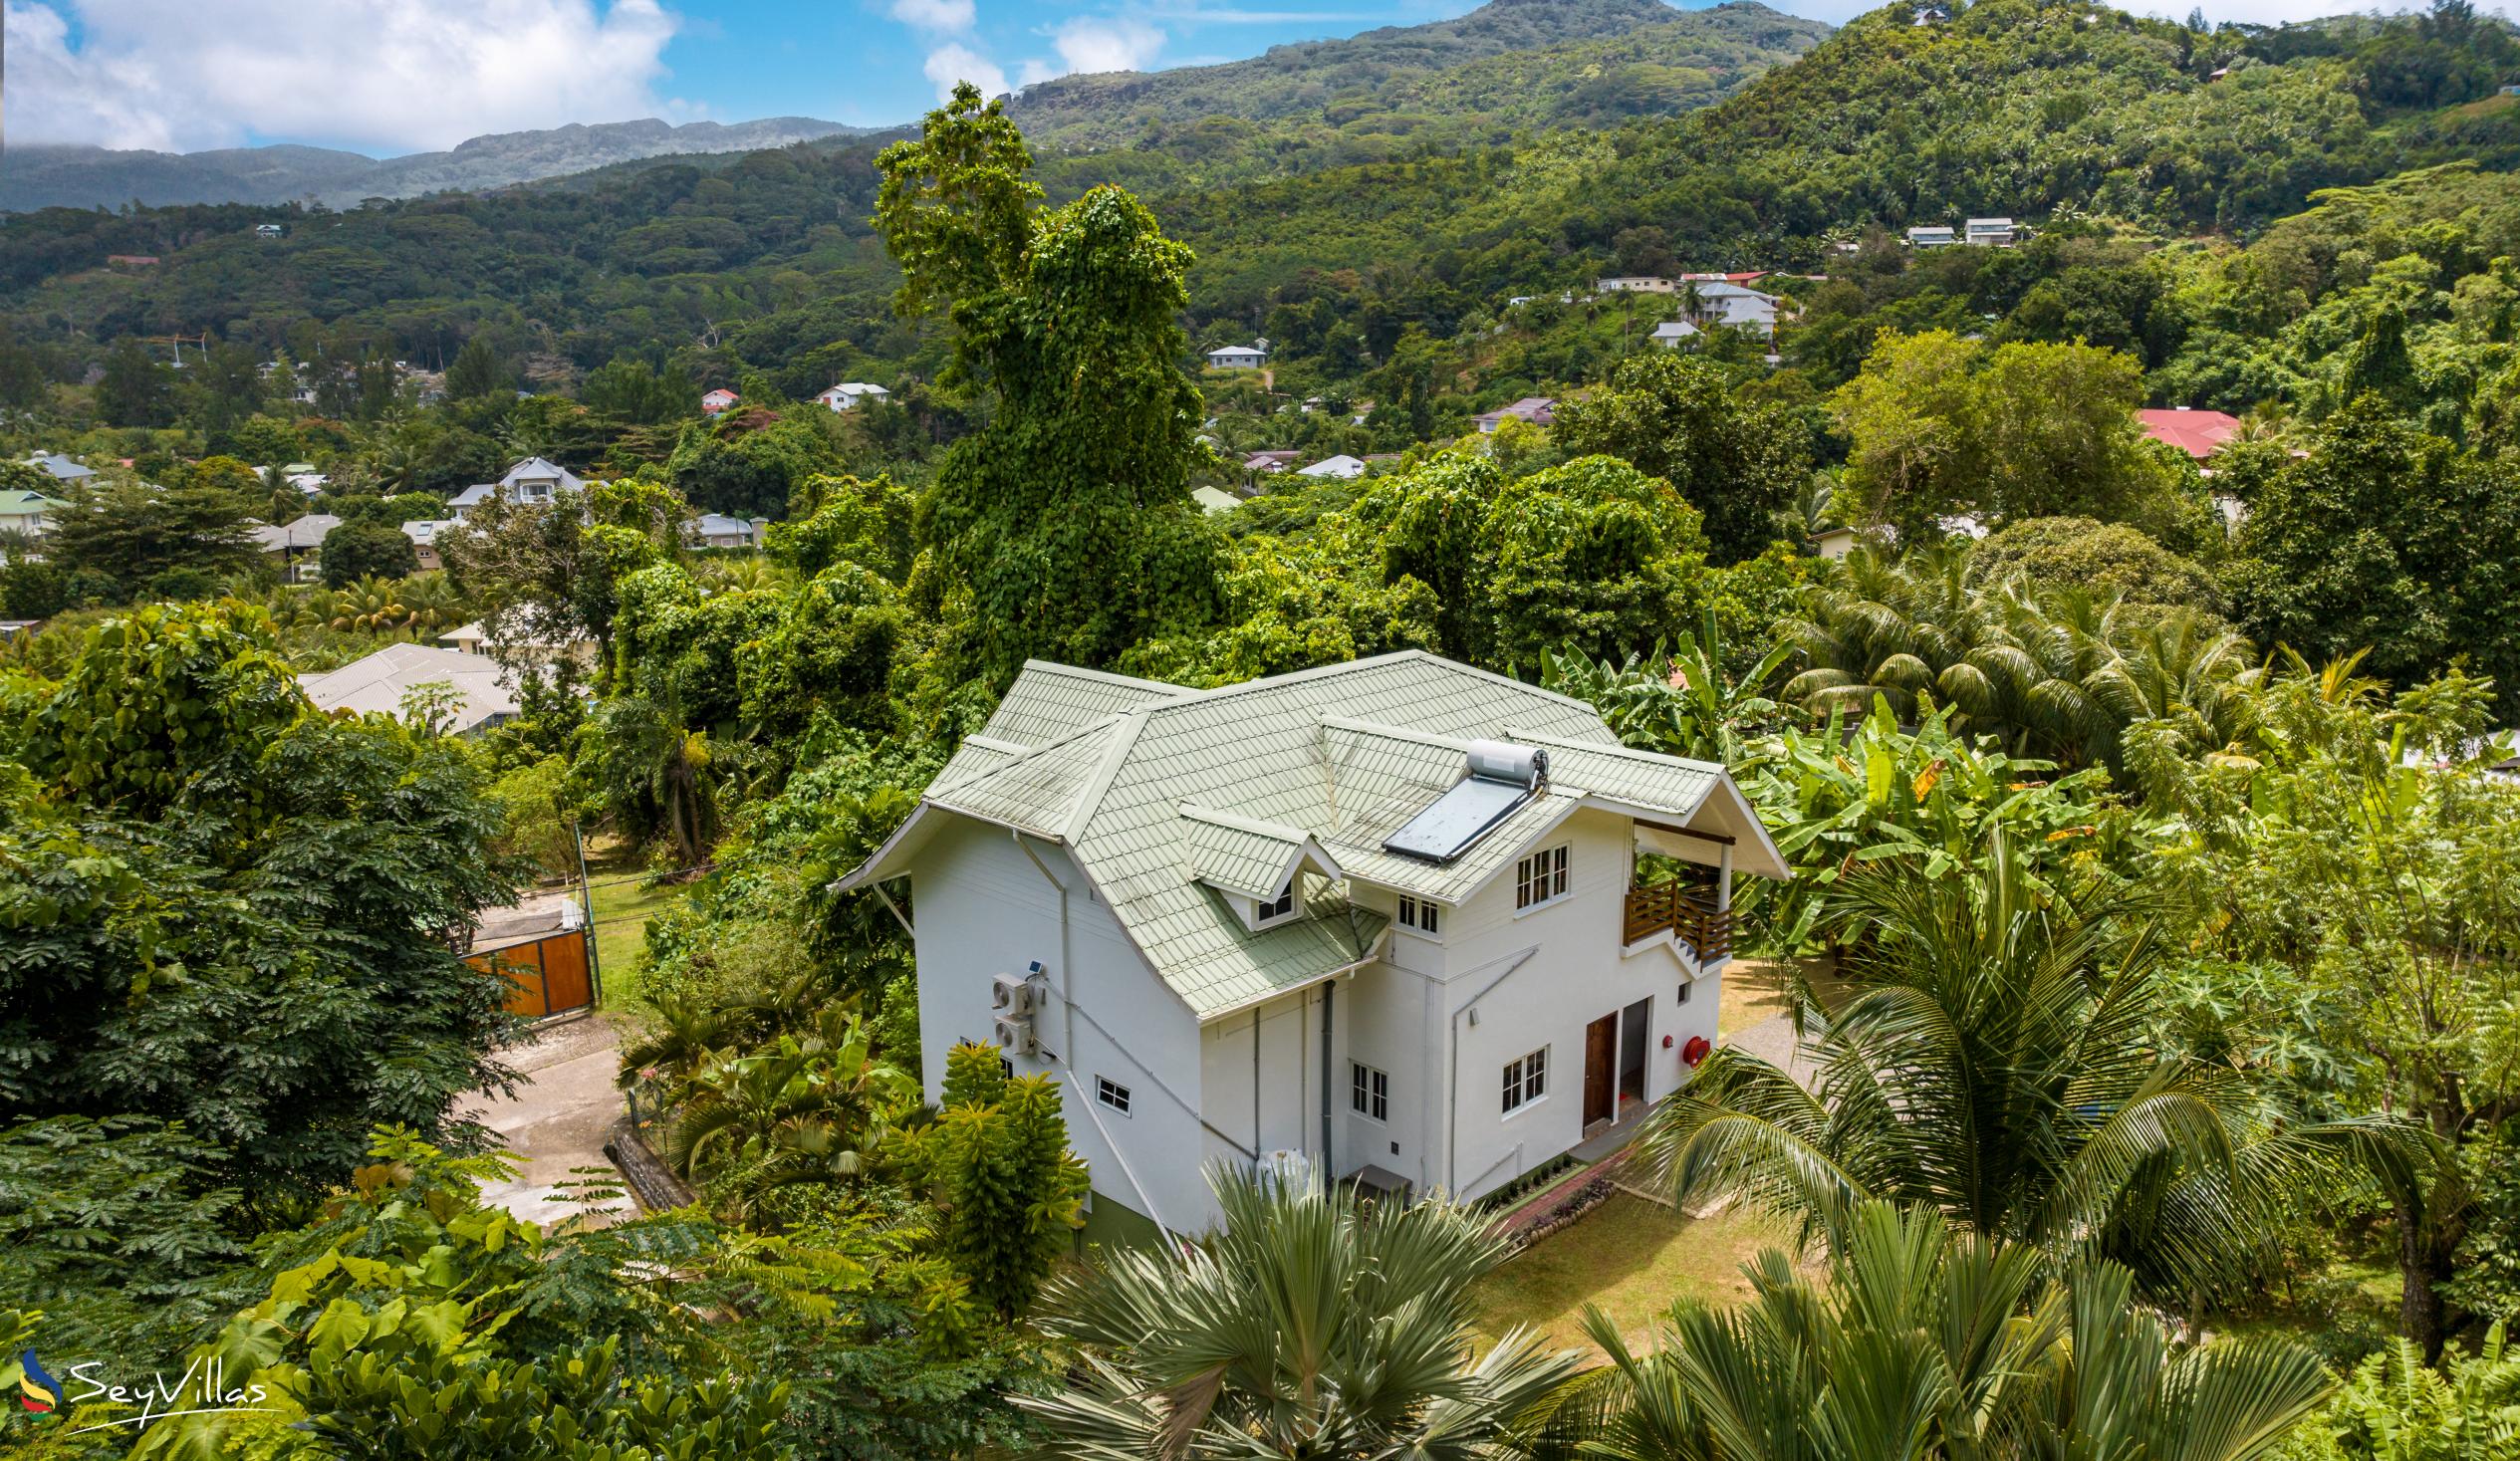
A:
[16,1350,62,1414]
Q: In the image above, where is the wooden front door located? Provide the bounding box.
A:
[1583,1014,1618,1127]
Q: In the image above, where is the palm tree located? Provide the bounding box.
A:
[1637,829,2402,1307]
[1548,1201,2333,1461]
[328,574,409,632]
[1019,1165,1580,1460]
[395,572,466,635]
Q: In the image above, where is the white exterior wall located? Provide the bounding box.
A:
[906,818,1211,1235]
[1361,811,1733,1198]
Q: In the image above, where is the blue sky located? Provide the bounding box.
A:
[1,0,2418,156]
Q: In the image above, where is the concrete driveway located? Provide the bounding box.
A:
[459,1013,631,1230]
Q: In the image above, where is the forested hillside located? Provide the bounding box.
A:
[1003,0,1830,148]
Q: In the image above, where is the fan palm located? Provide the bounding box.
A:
[1637,828,2406,1306]
[1545,1201,2334,1461]
[1019,1165,1581,1460]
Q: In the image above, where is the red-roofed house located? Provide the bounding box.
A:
[2137,408,2242,459]
[701,388,739,415]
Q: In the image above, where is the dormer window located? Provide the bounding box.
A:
[1254,881,1299,926]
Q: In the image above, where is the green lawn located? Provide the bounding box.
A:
[584,849,691,1013]
[1471,1194,1796,1355]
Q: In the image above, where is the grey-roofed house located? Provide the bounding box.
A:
[299,642,521,735]
[448,457,586,521]
[249,512,341,582]
[22,452,97,484]
[840,651,1785,1240]
[688,513,767,550]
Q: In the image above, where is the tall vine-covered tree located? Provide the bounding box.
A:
[875,83,1218,680]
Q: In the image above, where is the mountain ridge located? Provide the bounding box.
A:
[0,117,877,213]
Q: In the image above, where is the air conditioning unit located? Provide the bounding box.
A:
[995,1013,1037,1057]
[992,973,1036,1017]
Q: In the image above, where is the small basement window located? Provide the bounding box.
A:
[1351,1061,1389,1121]
[1096,1077,1133,1116]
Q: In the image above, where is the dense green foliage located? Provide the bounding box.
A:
[9,8,2520,1454]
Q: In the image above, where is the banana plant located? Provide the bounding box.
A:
[1543,609,1795,765]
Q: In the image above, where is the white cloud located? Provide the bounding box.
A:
[923,41,1009,99]
[1010,13,1166,86]
[1048,15,1165,72]
[2,0,680,155]
[888,0,974,31]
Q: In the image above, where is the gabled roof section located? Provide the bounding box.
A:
[852,650,1780,1019]
[1506,728,1719,819]
[1178,803,1343,902]
[928,717,1128,839]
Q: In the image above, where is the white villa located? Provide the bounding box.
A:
[449,457,585,520]
[840,652,1785,1242]
[1205,344,1269,369]
[817,381,891,411]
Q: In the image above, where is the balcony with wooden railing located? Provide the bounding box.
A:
[1622,883,1734,964]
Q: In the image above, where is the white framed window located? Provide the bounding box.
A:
[1096,1076,1133,1116]
[1351,1061,1389,1121]
[1396,895,1440,934]
[1501,1046,1549,1113]
[1516,845,1570,910]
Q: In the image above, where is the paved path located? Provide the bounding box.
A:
[1722,1008,1820,1089]
[458,1013,630,1230]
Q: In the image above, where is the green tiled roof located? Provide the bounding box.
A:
[1178,804,1321,901]
[876,650,1747,1020]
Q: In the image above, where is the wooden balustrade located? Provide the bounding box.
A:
[1622,883,1734,963]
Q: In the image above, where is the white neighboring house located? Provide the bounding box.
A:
[839,652,1787,1241]
[1905,224,1958,248]
[1683,281,1783,338]
[688,513,768,550]
[1297,454,1367,480]
[448,457,586,521]
[816,381,891,412]
[439,619,599,669]
[1205,344,1270,370]
[1,487,70,544]
[300,643,521,735]
[1649,320,1700,349]
[22,452,99,486]
[1964,217,2019,247]
[1595,277,1678,294]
